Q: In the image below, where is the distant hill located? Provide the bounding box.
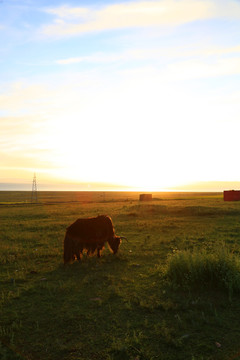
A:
[0,182,133,191]
[1,181,239,192]
[170,181,240,192]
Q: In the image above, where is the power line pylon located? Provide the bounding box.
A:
[31,173,38,203]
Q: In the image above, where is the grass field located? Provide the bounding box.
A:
[1,191,240,360]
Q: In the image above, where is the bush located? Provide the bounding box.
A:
[165,246,240,297]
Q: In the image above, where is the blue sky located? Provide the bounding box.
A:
[0,0,240,191]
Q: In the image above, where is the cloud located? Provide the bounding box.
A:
[56,44,240,65]
[1,59,239,187]
[56,53,125,65]
[201,45,240,57]
[0,114,56,158]
[0,82,52,115]
[45,5,90,19]
[40,0,240,38]
[0,116,35,136]
[213,0,240,18]
[41,0,215,37]
[0,150,55,169]
[0,113,63,179]
[56,50,240,81]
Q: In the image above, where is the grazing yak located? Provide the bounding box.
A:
[63,215,127,264]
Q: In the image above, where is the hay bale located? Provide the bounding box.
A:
[139,194,152,201]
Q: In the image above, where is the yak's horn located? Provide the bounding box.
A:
[120,236,128,242]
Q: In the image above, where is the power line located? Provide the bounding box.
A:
[31,173,38,203]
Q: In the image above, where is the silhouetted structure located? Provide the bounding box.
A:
[139,194,152,201]
[223,190,240,201]
[31,173,38,203]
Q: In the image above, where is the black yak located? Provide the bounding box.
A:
[63,215,127,264]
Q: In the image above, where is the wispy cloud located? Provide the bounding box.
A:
[1,0,240,189]
[41,0,240,38]
[0,116,36,137]
[0,81,55,116]
[1,64,239,187]
[0,113,60,179]
[55,44,240,85]
[45,5,90,19]
[56,44,240,65]
[41,0,216,37]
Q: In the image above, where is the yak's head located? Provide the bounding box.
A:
[108,235,128,254]
[108,236,122,254]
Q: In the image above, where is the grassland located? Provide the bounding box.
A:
[1,191,240,360]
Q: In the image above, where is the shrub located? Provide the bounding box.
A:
[165,246,240,297]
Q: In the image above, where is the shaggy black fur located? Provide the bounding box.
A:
[64,215,124,264]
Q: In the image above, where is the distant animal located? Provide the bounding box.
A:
[63,215,127,264]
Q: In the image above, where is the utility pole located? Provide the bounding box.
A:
[31,173,38,203]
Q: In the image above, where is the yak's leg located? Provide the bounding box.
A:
[76,250,82,261]
[87,248,94,256]
[87,244,97,256]
[75,244,83,261]
[97,245,103,258]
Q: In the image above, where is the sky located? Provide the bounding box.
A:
[0,0,240,191]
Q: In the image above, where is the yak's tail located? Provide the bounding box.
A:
[63,232,74,264]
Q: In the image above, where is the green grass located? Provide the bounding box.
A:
[1,191,240,359]
[165,245,240,297]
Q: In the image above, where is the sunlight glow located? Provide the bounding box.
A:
[0,0,240,191]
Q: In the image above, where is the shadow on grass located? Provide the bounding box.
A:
[0,341,24,360]
[2,251,240,360]
[1,254,136,360]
